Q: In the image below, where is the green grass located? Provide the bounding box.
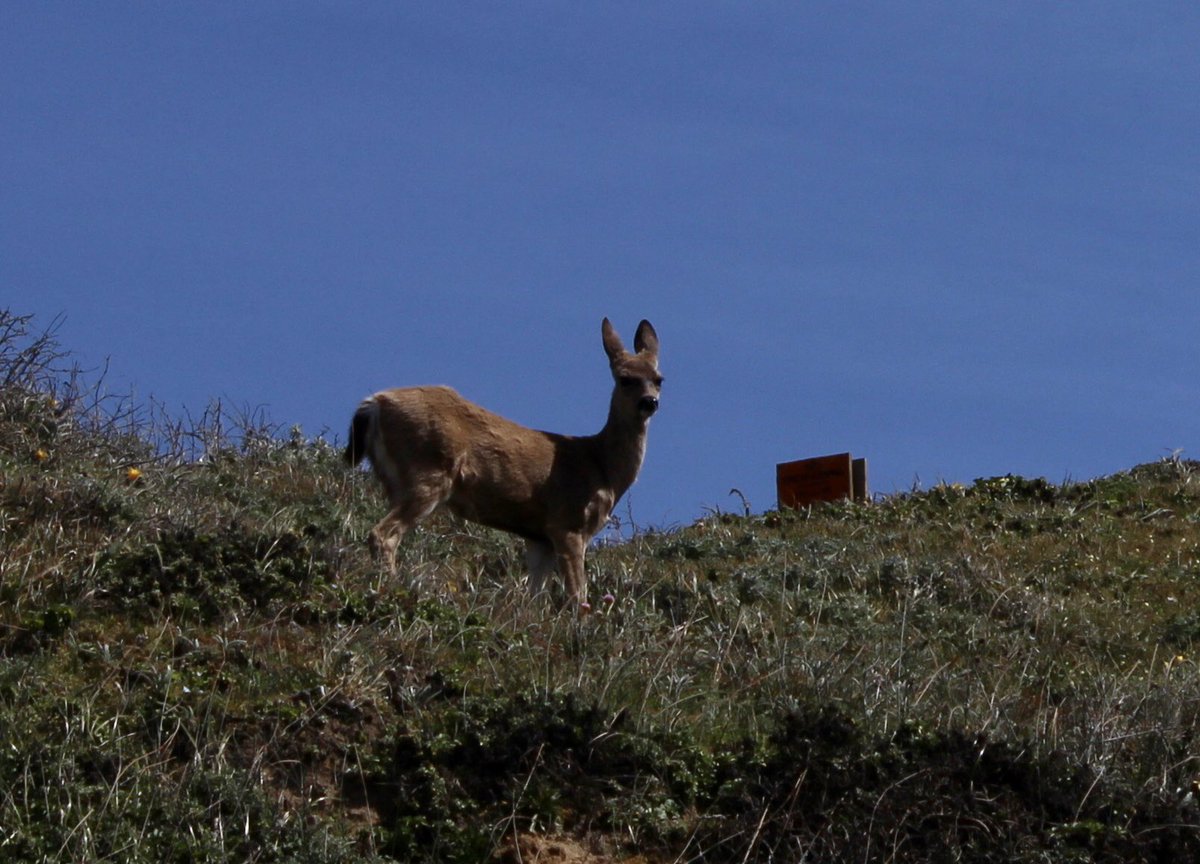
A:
[3,308,1200,862]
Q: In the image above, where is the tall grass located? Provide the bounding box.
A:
[2,308,1199,862]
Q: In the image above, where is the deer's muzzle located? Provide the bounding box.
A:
[639,396,659,416]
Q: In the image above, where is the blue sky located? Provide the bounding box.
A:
[4,3,1198,528]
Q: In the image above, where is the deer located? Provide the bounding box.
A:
[344,318,662,608]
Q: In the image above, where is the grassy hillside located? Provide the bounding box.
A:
[2,309,1199,863]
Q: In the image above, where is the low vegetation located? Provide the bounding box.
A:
[2,309,1199,862]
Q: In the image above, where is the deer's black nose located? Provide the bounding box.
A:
[639,396,659,416]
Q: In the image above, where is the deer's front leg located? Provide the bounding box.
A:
[524,539,556,596]
[552,534,588,608]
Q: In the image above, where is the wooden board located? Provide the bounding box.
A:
[777,452,868,508]
[852,458,868,503]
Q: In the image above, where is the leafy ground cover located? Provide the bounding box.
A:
[2,309,1199,862]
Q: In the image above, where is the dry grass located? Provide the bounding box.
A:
[2,308,1200,863]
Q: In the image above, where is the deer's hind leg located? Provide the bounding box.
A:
[369,475,452,574]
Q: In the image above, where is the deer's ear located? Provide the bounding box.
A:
[602,318,626,362]
[633,320,659,358]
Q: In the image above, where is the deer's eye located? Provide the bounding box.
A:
[619,376,639,388]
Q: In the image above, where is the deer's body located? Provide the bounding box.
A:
[345,319,661,605]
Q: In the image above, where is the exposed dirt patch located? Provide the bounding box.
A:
[491,833,654,864]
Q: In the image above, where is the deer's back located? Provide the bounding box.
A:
[372,385,562,482]
[371,386,610,530]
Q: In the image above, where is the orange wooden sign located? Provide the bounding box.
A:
[777,453,868,508]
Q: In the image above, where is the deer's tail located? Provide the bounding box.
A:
[344,397,377,466]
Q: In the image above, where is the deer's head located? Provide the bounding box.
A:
[602,318,662,420]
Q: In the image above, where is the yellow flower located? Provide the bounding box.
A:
[34,448,49,462]
[126,467,143,483]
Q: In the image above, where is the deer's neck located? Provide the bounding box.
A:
[596,397,649,499]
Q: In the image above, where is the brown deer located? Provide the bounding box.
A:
[345,318,661,607]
